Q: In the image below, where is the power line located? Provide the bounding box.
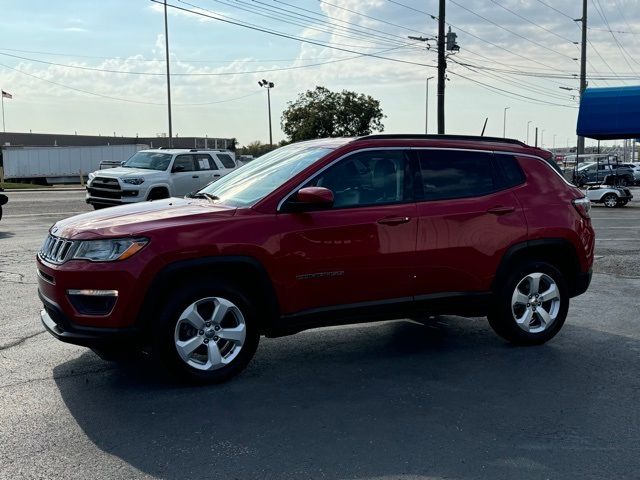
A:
[592,0,640,71]
[448,0,579,61]
[0,61,263,106]
[487,0,579,45]
[156,1,439,70]
[317,0,432,37]
[531,0,575,20]
[0,46,414,77]
[384,0,437,19]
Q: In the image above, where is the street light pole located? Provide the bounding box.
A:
[426,76,434,134]
[526,120,532,144]
[503,107,510,138]
[163,0,173,148]
[541,129,545,148]
[258,79,275,146]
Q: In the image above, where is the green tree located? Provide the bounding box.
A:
[281,86,385,142]
[237,140,278,157]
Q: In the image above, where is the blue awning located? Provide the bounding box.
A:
[577,86,640,140]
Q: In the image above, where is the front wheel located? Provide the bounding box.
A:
[602,193,618,208]
[488,261,569,345]
[153,280,260,383]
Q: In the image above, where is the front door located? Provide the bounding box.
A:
[171,154,198,196]
[276,149,418,315]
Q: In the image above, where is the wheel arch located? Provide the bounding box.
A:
[493,239,582,297]
[146,184,171,200]
[138,256,280,335]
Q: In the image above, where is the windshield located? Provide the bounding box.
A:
[199,144,332,207]
[123,152,173,171]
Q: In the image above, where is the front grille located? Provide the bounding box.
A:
[39,235,76,265]
[92,177,121,191]
[87,187,121,199]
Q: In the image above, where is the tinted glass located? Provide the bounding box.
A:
[173,155,195,172]
[195,154,216,171]
[417,150,495,201]
[123,152,172,171]
[217,154,236,169]
[494,154,525,189]
[305,150,410,208]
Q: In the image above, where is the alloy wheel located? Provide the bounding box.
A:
[174,297,246,371]
[511,272,561,334]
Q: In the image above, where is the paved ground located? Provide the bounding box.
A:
[0,190,639,479]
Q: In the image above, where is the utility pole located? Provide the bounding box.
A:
[503,107,510,138]
[576,0,587,157]
[163,0,173,148]
[437,0,446,134]
[526,120,532,144]
[426,76,434,133]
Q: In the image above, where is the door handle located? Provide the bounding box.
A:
[192,175,199,179]
[213,174,221,177]
[377,216,411,226]
[486,206,515,215]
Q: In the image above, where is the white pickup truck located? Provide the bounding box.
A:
[86,149,239,209]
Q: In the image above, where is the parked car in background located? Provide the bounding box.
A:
[618,162,640,185]
[585,176,633,208]
[39,135,594,383]
[86,149,238,209]
[573,161,634,187]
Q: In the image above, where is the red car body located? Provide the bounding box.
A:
[37,136,594,349]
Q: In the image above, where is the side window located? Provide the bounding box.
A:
[195,154,217,171]
[173,155,195,172]
[417,150,495,201]
[305,150,411,208]
[493,154,526,189]
[217,153,236,169]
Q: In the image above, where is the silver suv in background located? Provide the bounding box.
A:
[86,149,238,209]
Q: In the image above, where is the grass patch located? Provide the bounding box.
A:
[1,181,51,190]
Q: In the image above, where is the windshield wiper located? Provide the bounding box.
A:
[187,192,219,204]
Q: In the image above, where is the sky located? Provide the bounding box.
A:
[0,0,639,148]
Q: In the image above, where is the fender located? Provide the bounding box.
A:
[138,255,280,334]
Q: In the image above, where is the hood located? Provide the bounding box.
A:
[52,198,236,239]
[93,167,164,178]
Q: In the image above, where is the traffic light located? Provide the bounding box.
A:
[446,27,459,52]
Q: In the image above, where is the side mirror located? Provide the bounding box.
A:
[294,187,334,208]
[172,165,185,173]
[120,161,126,166]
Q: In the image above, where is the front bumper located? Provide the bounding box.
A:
[40,291,140,348]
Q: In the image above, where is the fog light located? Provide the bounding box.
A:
[67,289,118,315]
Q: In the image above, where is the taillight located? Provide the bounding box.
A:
[572,197,591,219]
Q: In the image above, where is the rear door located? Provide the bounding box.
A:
[195,154,221,186]
[215,153,238,177]
[412,149,528,296]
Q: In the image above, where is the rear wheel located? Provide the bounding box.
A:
[602,193,618,208]
[153,280,260,383]
[488,261,569,345]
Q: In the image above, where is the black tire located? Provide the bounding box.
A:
[488,261,569,346]
[616,199,629,207]
[147,188,169,201]
[152,279,260,384]
[602,193,618,208]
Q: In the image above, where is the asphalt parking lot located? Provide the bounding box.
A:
[1,190,639,479]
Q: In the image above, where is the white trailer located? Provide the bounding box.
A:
[1,144,147,183]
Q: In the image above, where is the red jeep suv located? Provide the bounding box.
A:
[37,135,595,382]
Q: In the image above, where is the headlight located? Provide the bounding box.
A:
[123,178,145,185]
[88,172,96,180]
[72,238,148,262]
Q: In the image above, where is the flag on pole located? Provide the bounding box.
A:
[1,91,12,99]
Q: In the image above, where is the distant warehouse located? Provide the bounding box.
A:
[0,131,236,183]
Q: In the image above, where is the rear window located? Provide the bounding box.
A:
[417,150,495,201]
[493,154,526,189]
[217,154,236,169]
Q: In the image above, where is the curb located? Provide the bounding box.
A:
[1,187,86,193]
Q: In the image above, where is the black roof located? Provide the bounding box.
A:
[356,134,527,146]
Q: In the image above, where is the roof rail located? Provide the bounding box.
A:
[355,134,527,146]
